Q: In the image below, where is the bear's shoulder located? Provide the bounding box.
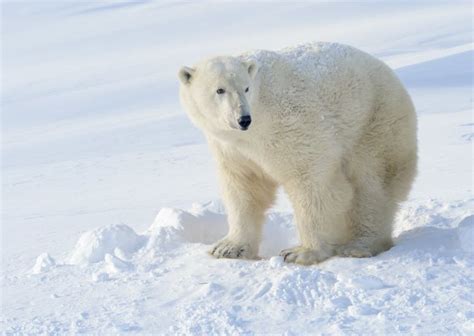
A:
[238,42,359,78]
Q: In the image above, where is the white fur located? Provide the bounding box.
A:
[178,42,417,265]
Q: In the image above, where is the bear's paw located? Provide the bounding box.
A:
[280,246,332,265]
[209,238,257,260]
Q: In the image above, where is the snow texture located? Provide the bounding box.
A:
[31,253,57,275]
[69,224,145,265]
[2,2,473,335]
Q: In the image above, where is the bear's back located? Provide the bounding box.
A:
[239,42,372,83]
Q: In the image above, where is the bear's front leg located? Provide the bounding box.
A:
[282,167,354,265]
[209,156,277,260]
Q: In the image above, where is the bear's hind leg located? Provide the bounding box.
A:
[281,167,354,265]
[336,174,395,258]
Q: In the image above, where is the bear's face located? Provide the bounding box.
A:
[178,57,258,134]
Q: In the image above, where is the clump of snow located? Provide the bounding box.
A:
[147,206,227,247]
[269,256,284,268]
[104,253,133,273]
[457,215,474,254]
[91,272,110,282]
[113,247,130,261]
[68,224,145,265]
[143,206,228,254]
[31,253,56,274]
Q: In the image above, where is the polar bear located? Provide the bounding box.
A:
[178,42,417,265]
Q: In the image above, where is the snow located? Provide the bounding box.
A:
[458,215,474,255]
[69,224,144,265]
[31,253,57,275]
[2,1,473,334]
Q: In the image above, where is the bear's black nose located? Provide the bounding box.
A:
[238,115,252,129]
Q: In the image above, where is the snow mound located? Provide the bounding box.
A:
[394,198,474,235]
[31,253,56,274]
[144,204,296,256]
[69,224,145,265]
[147,205,294,258]
[457,215,474,254]
[104,253,134,273]
[147,206,228,246]
[66,205,229,266]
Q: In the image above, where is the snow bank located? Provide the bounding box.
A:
[64,202,299,267]
[51,199,474,273]
[68,224,145,265]
[25,198,474,334]
[65,204,228,265]
[65,200,474,268]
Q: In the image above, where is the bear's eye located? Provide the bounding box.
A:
[216,88,225,95]
[245,87,249,93]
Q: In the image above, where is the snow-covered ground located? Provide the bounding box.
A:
[1,1,473,334]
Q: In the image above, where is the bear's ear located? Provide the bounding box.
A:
[178,66,195,85]
[246,61,258,79]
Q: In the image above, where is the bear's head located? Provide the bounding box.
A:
[178,57,258,135]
